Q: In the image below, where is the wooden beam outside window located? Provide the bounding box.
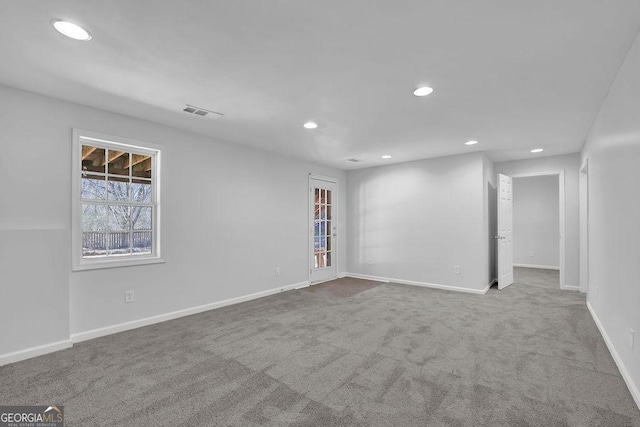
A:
[125,154,150,169]
[81,146,97,160]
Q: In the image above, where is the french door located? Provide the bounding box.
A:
[309,176,337,284]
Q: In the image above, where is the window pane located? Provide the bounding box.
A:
[326,221,331,237]
[320,221,326,236]
[132,179,152,203]
[327,251,332,267]
[318,204,325,220]
[316,250,326,268]
[327,236,332,251]
[326,205,332,221]
[108,205,130,230]
[326,189,332,204]
[107,176,130,201]
[108,150,130,176]
[318,236,327,251]
[132,206,151,229]
[108,205,130,255]
[82,146,105,174]
[82,204,107,257]
[132,206,152,254]
[131,154,152,179]
[81,175,106,200]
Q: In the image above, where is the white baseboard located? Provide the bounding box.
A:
[344,273,390,284]
[560,284,580,291]
[489,278,497,288]
[587,301,640,410]
[294,281,310,289]
[0,340,73,367]
[345,273,489,295]
[310,277,342,286]
[71,280,309,344]
[513,263,560,270]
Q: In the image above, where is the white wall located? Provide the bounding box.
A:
[495,154,580,288]
[581,29,640,408]
[512,175,559,268]
[346,152,489,293]
[0,84,346,359]
[0,230,70,359]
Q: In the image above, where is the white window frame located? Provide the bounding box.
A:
[72,129,164,271]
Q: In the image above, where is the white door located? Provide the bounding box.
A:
[309,176,337,284]
[497,173,514,289]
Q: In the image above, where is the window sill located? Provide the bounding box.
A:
[72,256,165,272]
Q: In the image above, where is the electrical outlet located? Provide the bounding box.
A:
[630,329,635,349]
[275,267,280,276]
[368,258,374,265]
[454,266,461,275]
[125,290,134,303]
[529,251,535,257]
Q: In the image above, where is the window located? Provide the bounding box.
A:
[72,129,163,270]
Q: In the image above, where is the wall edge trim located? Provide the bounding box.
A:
[71,280,309,343]
[587,301,640,410]
[345,273,488,295]
[0,340,73,367]
[513,263,560,270]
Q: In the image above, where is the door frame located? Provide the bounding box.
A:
[580,160,589,294]
[510,171,566,289]
[308,173,338,285]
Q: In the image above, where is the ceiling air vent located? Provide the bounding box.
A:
[182,104,223,118]
[347,158,360,163]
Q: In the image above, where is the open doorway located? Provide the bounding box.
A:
[510,172,565,289]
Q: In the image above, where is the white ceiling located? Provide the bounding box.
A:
[2,1,640,169]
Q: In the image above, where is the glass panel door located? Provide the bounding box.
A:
[310,177,337,283]
[314,188,333,268]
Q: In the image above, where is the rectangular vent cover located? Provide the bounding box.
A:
[347,158,360,163]
[183,104,223,118]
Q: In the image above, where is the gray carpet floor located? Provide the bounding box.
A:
[1,268,639,426]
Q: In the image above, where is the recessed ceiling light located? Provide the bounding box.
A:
[530,148,544,153]
[303,121,318,129]
[51,19,92,41]
[413,86,434,97]
[381,155,392,159]
[465,140,478,146]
